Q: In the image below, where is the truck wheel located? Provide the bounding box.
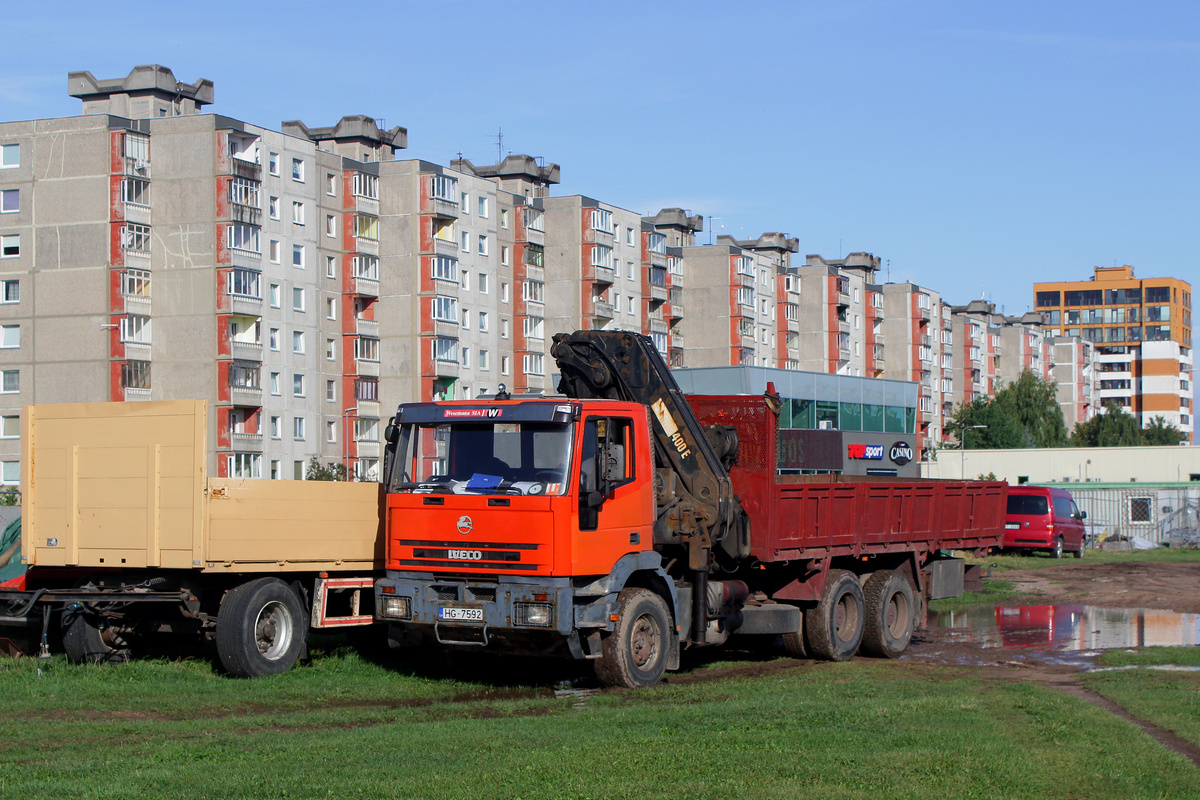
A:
[804,570,864,662]
[1052,537,1064,559]
[860,571,916,659]
[595,588,670,688]
[62,604,131,665]
[216,578,308,677]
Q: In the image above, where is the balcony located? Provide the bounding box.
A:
[230,159,262,181]
[738,273,755,288]
[346,273,376,298]
[123,341,151,361]
[355,440,381,459]
[355,318,380,338]
[873,344,885,361]
[524,265,545,283]
[230,385,262,403]
[433,358,458,379]
[230,432,264,451]
[356,359,381,378]
[583,227,615,245]
[649,319,668,335]
[593,301,614,319]
[584,264,615,285]
[124,157,151,179]
[230,203,262,227]
[649,284,668,302]
[123,387,152,402]
[230,340,262,361]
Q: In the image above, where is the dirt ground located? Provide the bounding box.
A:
[995,560,1200,614]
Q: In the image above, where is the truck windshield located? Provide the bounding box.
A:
[390,421,574,496]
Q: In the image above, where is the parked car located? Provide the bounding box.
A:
[1002,486,1087,558]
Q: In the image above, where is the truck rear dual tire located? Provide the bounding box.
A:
[860,570,916,659]
[216,578,308,677]
[595,588,670,689]
[804,570,865,661]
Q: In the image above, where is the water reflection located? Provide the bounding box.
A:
[932,605,1200,651]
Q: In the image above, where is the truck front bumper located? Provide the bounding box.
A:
[376,571,609,653]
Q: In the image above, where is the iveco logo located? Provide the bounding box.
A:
[456,515,474,535]
[448,549,484,561]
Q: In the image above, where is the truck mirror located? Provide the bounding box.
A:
[384,420,400,444]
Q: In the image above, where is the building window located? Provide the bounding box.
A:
[478,349,489,370]
[0,461,18,486]
[1,235,19,258]
[501,355,510,376]
[120,315,151,344]
[229,454,262,479]
[500,282,510,303]
[0,189,17,213]
[292,244,305,268]
[0,144,18,168]
[269,284,280,308]
[292,158,304,182]
[478,273,489,294]
[293,287,305,311]
[326,255,336,278]
[292,330,305,354]
[591,245,612,269]
[326,379,336,402]
[479,311,489,332]
[1,370,18,394]
[122,177,150,206]
[523,280,545,303]
[499,208,509,229]
[1,280,17,303]
[523,316,544,339]
[326,338,336,360]
[523,354,544,376]
[461,347,470,368]
[270,416,281,439]
[121,269,150,298]
[227,268,261,299]
[227,224,260,254]
[460,231,470,253]
[269,196,279,219]
[326,296,337,320]
[590,208,612,232]
[1,415,19,440]
[269,328,280,351]
[268,153,279,175]
[433,337,458,362]
[500,245,510,266]
[431,255,457,282]
[352,255,379,280]
[478,235,489,256]
[293,374,305,397]
[433,295,458,322]
[501,318,509,339]
[355,337,379,362]
[0,325,18,349]
[325,214,336,237]
[355,418,380,442]
[230,177,259,209]
[478,196,489,218]
[291,201,304,225]
[354,215,379,240]
[327,173,338,196]
[430,174,458,202]
[293,417,306,441]
[352,173,378,199]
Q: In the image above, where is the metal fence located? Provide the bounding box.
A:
[1059,484,1200,546]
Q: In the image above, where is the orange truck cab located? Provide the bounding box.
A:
[375,398,672,661]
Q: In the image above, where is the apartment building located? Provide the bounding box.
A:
[1048,335,1096,429]
[673,234,798,369]
[790,253,878,376]
[643,209,703,368]
[1034,265,1192,440]
[880,282,951,455]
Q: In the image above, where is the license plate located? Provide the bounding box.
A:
[1005,522,1019,529]
[438,606,483,622]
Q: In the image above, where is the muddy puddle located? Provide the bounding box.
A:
[930,605,1200,652]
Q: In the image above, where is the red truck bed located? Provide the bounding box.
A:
[688,395,1006,563]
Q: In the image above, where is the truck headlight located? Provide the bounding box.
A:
[514,603,553,627]
[381,595,412,620]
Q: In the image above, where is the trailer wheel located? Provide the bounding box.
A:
[62,604,131,665]
[804,570,864,662]
[860,570,916,659]
[594,588,670,688]
[216,578,307,677]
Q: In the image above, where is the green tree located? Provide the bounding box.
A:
[1069,404,1144,447]
[305,456,348,481]
[992,370,1069,448]
[946,398,1029,449]
[1142,415,1186,446]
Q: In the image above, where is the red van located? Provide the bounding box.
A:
[1002,486,1087,558]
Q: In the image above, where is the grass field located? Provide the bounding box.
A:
[967,546,1200,571]
[2,645,1199,800]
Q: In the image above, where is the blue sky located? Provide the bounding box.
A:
[4,1,1197,314]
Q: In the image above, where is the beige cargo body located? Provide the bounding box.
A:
[22,400,384,573]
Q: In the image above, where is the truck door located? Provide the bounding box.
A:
[575,416,647,572]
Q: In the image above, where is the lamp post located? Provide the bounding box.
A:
[342,406,358,481]
[961,424,987,479]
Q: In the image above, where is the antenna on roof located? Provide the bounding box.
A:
[493,128,504,163]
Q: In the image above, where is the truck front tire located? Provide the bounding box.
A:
[860,570,916,659]
[62,604,131,665]
[216,578,307,677]
[804,570,864,662]
[595,588,670,688]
